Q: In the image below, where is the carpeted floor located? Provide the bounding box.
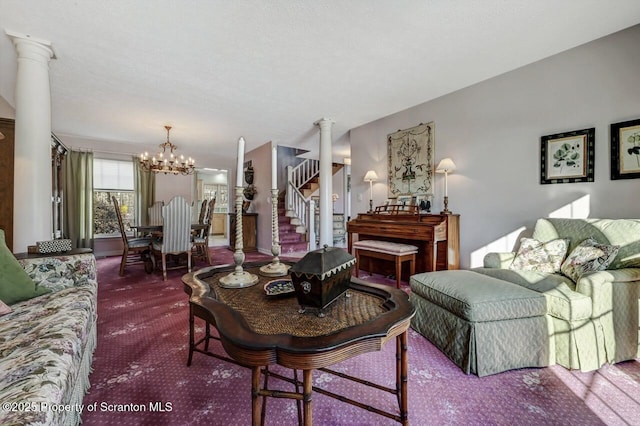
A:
[82,249,640,425]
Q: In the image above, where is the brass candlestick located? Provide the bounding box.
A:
[260,189,290,277]
[441,196,451,214]
[219,186,259,288]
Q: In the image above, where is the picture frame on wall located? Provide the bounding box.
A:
[610,118,640,180]
[540,127,595,184]
[387,122,435,197]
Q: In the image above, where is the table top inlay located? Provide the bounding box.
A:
[203,267,386,337]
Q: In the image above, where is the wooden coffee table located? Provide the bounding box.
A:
[182,262,415,426]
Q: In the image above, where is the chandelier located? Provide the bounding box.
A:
[139,125,195,175]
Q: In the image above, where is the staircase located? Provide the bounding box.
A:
[298,163,343,198]
[277,197,308,255]
[283,159,344,253]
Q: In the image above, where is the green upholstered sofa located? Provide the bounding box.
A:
[473,218,640,372]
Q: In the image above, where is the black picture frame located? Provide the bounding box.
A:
[540,127,595,185]
[610,118,640,180]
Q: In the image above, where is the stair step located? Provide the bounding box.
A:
[280,233,304,243]
[280,241,309,254]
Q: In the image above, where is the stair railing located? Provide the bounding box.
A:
[285,159,321,250]
[286,180,315,247]
[289,159,320,193]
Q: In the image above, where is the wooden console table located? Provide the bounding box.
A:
[14,248,93,260]
[229,213,257,252]
[182,263,415,425]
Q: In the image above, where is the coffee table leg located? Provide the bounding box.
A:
[252,366,262,426]
[303,369,313,426]
[399,331,409,425]
[187,306,194,366]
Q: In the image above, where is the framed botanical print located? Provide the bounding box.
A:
[387,122,435,197]
[611,118,640,180]
[540,128,595,184]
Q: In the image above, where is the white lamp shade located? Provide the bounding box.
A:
[364,170,378,182]
[436,158,456,173]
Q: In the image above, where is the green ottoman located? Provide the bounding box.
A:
[410,270,551,376]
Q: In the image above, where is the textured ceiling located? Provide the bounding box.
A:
[1,1,640,168]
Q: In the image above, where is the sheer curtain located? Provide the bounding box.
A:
[134,157,155,225]
[64,150,94,249]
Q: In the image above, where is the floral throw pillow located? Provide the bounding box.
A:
[560,238,620,282]
[509,237,570,273]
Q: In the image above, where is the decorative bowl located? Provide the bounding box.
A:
[264,279,295,298]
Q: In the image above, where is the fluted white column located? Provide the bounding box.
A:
[7,31,56,252]
[314,118,334,247]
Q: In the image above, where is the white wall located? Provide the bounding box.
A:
[0,96,15,118]
[155,174,193,204]
[350,24,640,269]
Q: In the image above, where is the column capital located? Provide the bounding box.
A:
[313,117,335,127]
[6,30,56,61]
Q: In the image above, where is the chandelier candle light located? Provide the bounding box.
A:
[260,144,289,277]
[436,158,456,214]
[364,170,378,213]
[220,137,259,288]
[139,126,195,175]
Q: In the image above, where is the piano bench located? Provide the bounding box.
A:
[353,240,418,288]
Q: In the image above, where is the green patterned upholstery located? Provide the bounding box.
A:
[410,270,550,376]
[411,270,546,322]
[472,268,592,322]
[532,218,640,269]
[475,218,640,372]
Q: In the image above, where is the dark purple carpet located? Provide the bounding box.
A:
[82,249,640,425]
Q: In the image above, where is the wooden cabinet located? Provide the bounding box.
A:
[229,213,257,252]
[0,121,67,251]
[0,118,15,251]
[212,213,226,235]
[51,134,67,239]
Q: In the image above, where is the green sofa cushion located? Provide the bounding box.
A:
[0,230,50,305]
[532,218,640,269]
[473,267,592,321]
[410,270,546,322]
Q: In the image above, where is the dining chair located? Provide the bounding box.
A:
[151,196,193,280]
[193,198,216,265]
[148,201,164,226]
[112,196,153,276]
[197,199,208,224]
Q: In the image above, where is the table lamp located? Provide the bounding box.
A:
[364,170,378,213]
[435,158,456,214]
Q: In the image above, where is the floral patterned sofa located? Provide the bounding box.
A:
[0,250,97,426]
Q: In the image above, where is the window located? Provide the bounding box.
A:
[93,159,135,237]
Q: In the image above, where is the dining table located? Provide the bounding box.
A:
[131,223,208,236]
